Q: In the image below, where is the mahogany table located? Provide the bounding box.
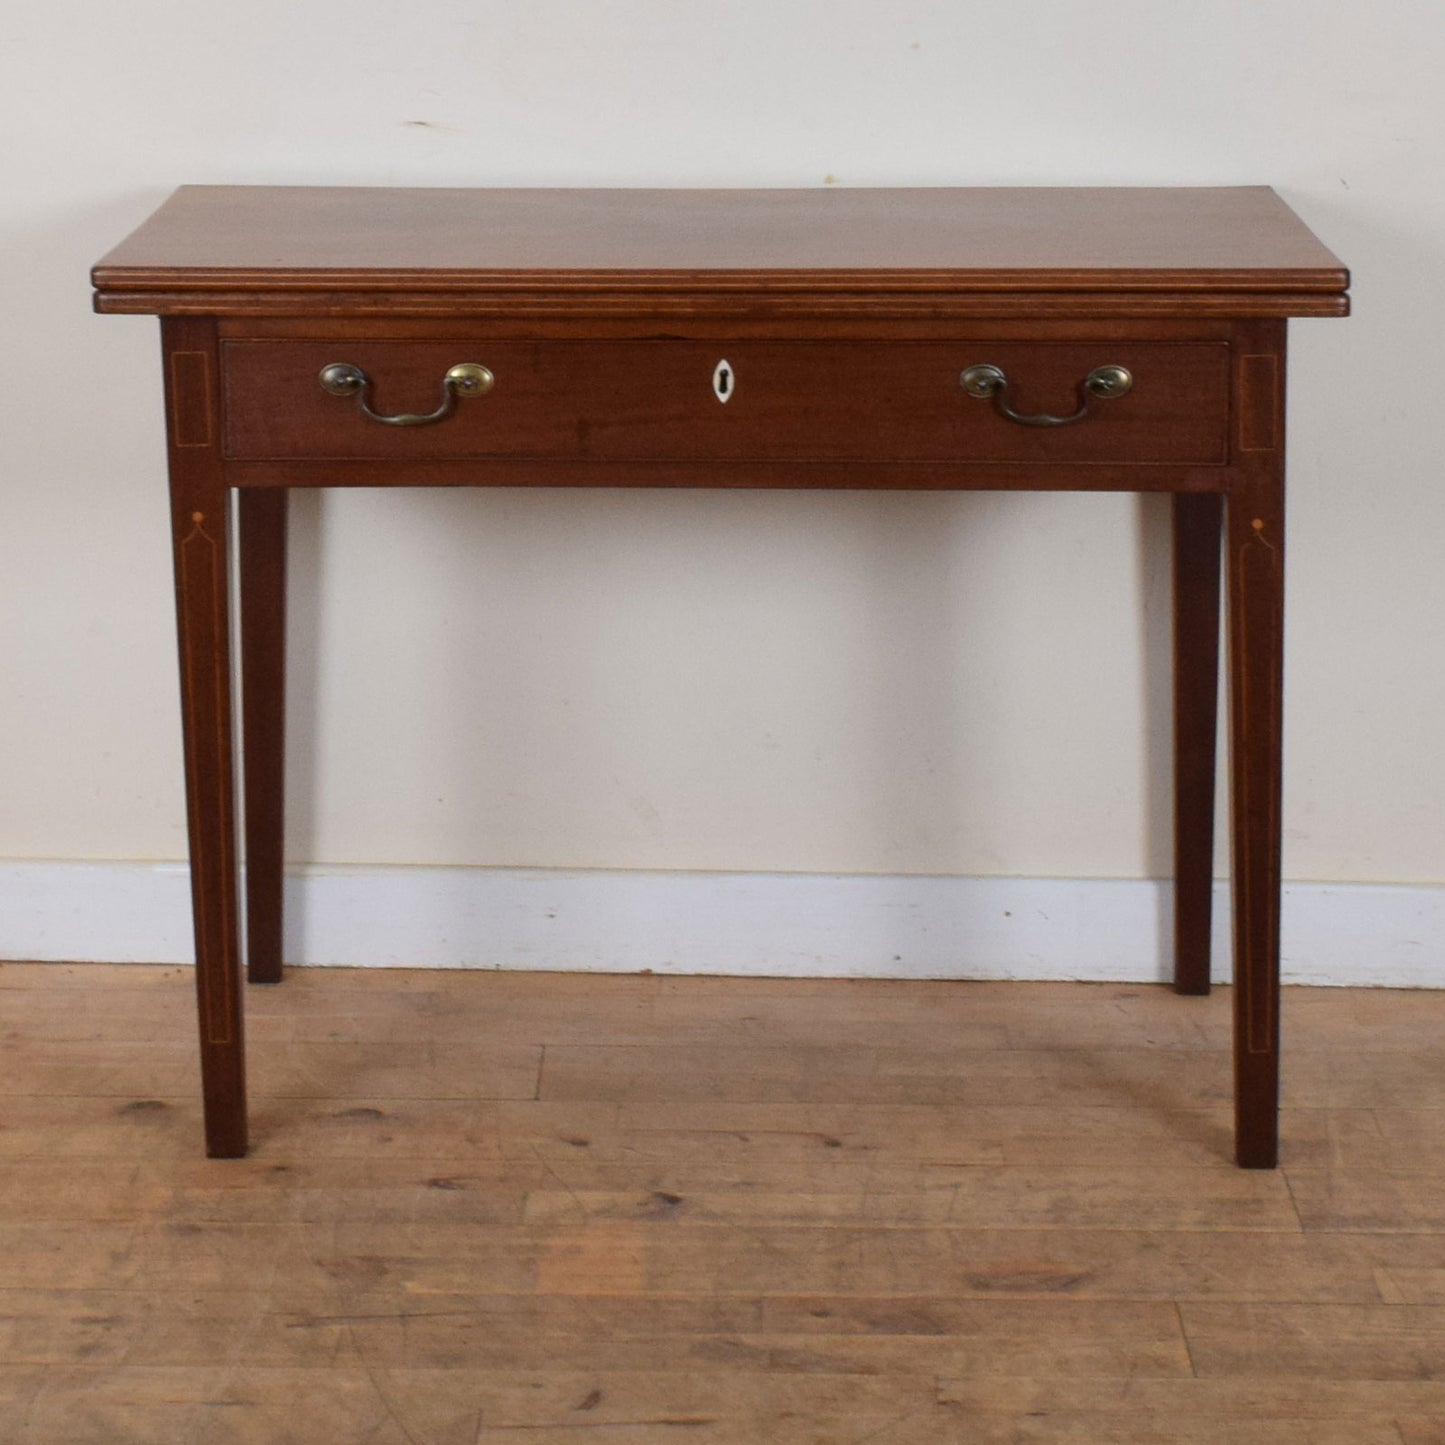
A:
[92,186,1348,1166]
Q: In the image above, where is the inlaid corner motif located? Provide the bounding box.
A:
[169,349,215,449]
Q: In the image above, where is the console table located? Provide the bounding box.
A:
[92,186,1348,1166]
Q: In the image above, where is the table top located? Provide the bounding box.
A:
[92,185,1348,318]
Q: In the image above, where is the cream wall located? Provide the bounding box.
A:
[2,4,1442,963]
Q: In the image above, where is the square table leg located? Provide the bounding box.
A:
[1225,327,1288,1169]
[163,317,248,1158]
[1172,491,1224,995]
[238,488,288,985]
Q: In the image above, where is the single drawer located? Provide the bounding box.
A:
[222,340,1230,465]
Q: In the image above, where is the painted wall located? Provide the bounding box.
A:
[1,3,1441,976]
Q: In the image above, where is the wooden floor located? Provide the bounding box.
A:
[2,963,1444,1443]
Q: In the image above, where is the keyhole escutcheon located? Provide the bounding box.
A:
[712,359,733,403]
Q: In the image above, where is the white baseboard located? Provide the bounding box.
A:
[2,861,1441,987]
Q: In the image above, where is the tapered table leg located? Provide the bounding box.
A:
[1225,335,1288,1169]
[163,317,247,1158]
[1172,492,1223,995]
[238,489,288,985]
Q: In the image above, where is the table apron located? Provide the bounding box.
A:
[219,459,1237,492]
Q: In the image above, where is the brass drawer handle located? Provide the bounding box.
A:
[960,363,1132,427]
[318,361,493,426]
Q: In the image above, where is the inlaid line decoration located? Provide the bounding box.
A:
[1238,354,1281,452]
[169,350,214,449]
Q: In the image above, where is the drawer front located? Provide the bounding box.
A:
[222,340,1230,465]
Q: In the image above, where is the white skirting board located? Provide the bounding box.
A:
[1,861,1441,987]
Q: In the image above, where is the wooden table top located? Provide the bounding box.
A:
[92,186,1348,317]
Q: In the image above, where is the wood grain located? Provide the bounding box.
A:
[2,963,1443,1441]
[220,338,1230,465]
[92,186,1349,320]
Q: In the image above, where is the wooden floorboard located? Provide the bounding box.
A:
[1,961,1443,1442]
